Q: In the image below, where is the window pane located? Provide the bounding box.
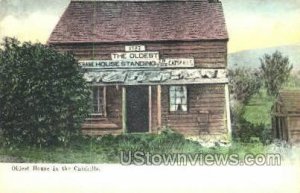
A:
[170,86,176,91]
[169,86,188,112]
[181,105,187,111]
[170,97,175,105]
[91,86,104,114]
[170,91,176,97]
[182,97,187,105]
[170,105,176,112]
[176,98,182,104]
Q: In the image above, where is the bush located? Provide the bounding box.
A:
[231,105,272,144]
[0,37,90,147]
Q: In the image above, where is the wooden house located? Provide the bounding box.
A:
[48,0,231,138]
[272,90,300,143]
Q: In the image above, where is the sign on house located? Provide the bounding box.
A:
[160,58,194,68]
[125,45,146,52]
[79,45,195,69]
[80,60,159,68]
[111,52,160,62]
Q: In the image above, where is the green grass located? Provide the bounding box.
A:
[243,90,274,126]
[243,77,300,126]
[0,131,268,163]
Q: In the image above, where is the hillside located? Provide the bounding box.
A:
[228,44,300,73]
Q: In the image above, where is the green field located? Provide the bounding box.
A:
[243,90,274,126]
[243,75,300,126]
[0,132,268,164]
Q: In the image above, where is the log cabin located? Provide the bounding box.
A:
[48,0,231,139]
[272,90,300,144]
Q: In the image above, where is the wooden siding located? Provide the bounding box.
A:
[106,86,122,127]
[161,84,227,136]
[51,40,228,136]
[151,86,159,133]
[50,40,227,68]
[82,129,122,136]
[82,85,161,135]
[288,116,300,143]
[82,84,228,136]
[82,86,123,135]
[272,90,300,144]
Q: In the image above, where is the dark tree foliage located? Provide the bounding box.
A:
[0,37,90,147]
[228,67,262,104]
[260,51,293,96]
[231,104,272,144]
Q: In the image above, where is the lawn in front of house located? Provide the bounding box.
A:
[0,131,269,164]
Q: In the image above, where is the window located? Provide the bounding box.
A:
[91,86,106,116]
[169,86,188,112]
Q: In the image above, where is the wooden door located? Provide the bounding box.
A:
[126,86,149,133]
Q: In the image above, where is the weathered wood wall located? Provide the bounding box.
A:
[151,86,159,133]
[161,84,227,136]
[288,116,300,143]
[50,40,227,68]
[51,40,228,136]
[272,91,300,144]
[82,86,123,135]
[106,86,122,127]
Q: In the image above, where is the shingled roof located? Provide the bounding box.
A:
[48,0,228,44]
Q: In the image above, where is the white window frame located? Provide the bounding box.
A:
[91,86,107,117]
[169,85,188,112]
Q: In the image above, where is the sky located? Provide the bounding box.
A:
[0,0,300,53]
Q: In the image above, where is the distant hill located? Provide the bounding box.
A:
[228,44,300,73]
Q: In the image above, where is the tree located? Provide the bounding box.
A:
[228,67,262,104]
[260,51,293,96]
[228,67,272,143]
[0,37,90,147]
